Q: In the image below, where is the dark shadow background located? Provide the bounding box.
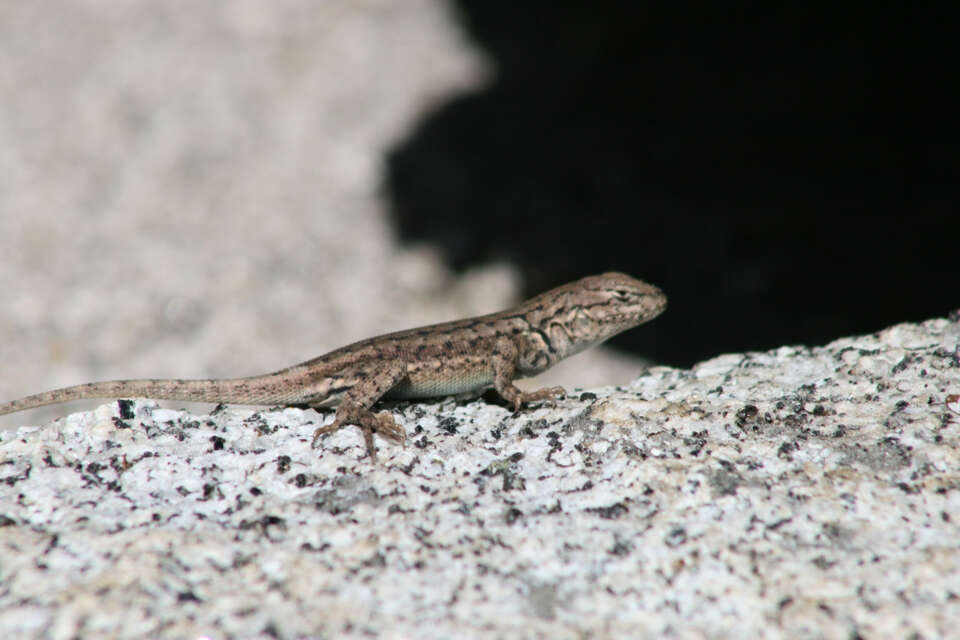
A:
[386,2,957,368]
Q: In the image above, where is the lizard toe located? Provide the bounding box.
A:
[311,418,345,448]
[373,410,407,444]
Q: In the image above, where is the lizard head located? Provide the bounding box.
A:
[517,272,667,370]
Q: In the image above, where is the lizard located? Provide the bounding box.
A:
[0,272,667,461]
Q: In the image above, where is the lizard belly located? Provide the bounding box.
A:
[387,368,493,400]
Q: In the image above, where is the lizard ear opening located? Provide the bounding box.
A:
[574,309,593,331]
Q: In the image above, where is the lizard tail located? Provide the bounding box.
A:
[0,375,309,416]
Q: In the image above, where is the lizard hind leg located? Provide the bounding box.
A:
[310,359,409,462]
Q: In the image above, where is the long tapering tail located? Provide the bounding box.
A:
[0,374,313,416]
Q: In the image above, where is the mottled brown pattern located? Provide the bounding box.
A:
[0,273,666,461]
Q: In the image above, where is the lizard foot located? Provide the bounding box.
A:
[510,385,566,411]
[312,403,406,462]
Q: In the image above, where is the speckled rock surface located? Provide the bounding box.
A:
[2,316,959,638]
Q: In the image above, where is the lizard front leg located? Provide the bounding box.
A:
[311,360,408,462]
[491,336,565,410]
